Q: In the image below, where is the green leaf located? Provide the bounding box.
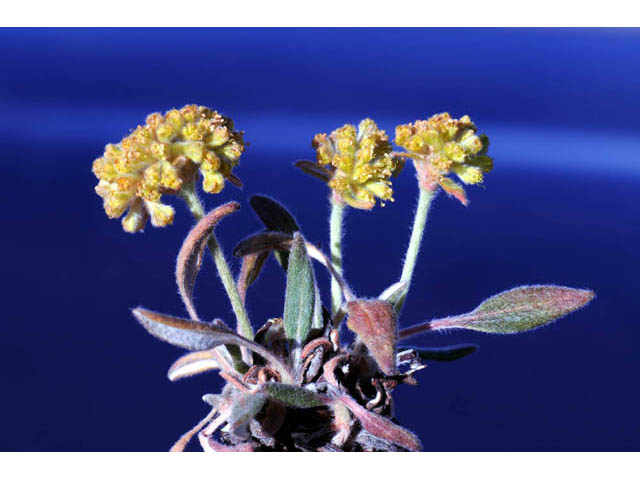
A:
[282,233,316,349]
[262,383,328,409]
[430,285,595,334]
[249,195,299,270]
[407,344,478,362]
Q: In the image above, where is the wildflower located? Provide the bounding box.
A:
[309,119,400,210]
[93,105,244,232]
[395,113,492,205]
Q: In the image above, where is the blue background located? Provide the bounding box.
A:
[1,28,638,451]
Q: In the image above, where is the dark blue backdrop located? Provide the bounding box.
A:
[1,28,638,451]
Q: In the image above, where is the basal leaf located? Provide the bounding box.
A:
[407,344,478,362]
[249,195,299,270]
[228,392,267,439]
[233,231,293,257]
[262,383,328,409]
[346,300,398,375]
[132,307,293,382]
[175,202,240,321]
[249,195,299,233]
[236,251,269,304]
[294,160,332,182]
[283,233,316,350]
[336,395,422,452]
[167,350,221,381]
[312,283,324,330]
[169,408,217,452]
[429,285,595,334]
[233,231,354,306]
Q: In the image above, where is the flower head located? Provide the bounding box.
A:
[309,119,400,209]
[93,105,244,232]
[395,113,492,205]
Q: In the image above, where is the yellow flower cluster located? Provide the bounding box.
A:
[93,105,244,232]
[395,113,492,205]
[312,119,399,210]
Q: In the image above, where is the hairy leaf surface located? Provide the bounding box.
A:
[283,233,316,348]
[431,285,595,334]
[132,307,293,382]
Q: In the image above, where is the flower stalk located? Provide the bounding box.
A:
[395,187,436,313]
[329,197,345,316]
[180,183,253,340]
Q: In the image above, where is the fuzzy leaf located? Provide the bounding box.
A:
[233,231,293,257]
[167,350,221,381]
[198,432,254,452]
[236,251,269,304]
[176,202,240,321]
[228,392,267,438]
[262,383,328,409]
[312,283,324,330]
[132,307,293,382]
[439,177,468,206]
[202,394,223,408]
[378,281,408,305]
[408,344,478,362]
[234,231,354,305]
[294,160,332,182]
[283,233,316,348]
[346,300,398,375]
[430,285,595,334]
[249,195,299,270]
[336,395,422,452]
[169,408,217,452]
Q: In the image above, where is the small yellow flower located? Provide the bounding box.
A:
[309,119,400,210]
[395,113,492,205]
[92,105,244,232]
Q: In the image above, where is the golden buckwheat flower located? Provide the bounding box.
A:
[92,105,244,232]
[309,118,400,210]
[395,113,492,205]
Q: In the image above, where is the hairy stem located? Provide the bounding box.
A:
[329,199,345,316]
[396,187,436,314]
[181,185,254,340]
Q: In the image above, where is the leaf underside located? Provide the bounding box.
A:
[407,344,478,362]
[346,299,398,375]
[175,202,240,321]
[132,307,293,382]
[249,195,299,270]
